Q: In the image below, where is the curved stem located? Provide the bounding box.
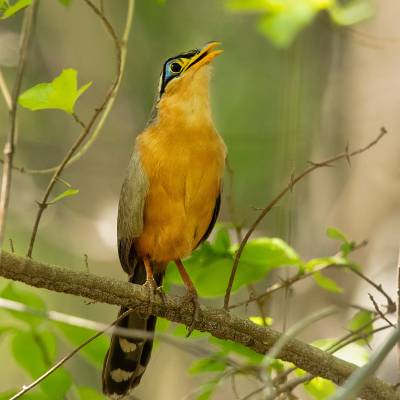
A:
[26,0,135,257]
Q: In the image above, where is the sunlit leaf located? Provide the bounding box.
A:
[196,376,221,400]
[56,323,109,369]
[326,227,348,243]
[329,0,373,25]
[231,237,300,268]
[296,369,336,400]
[18,69,91,114]
[257,2,317,48]
[226,0,272,12]
[58,0,72,6]
[312,271,343,293]
[347,310,374,345]
[48,188,79,205]
[249,316,273,326]
[0,0,31,19]
[313,338,369,366]
[77,386,106,400]
[305,256,348,271]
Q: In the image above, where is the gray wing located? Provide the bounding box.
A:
[117,151,149,274]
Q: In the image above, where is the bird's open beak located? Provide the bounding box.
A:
[184,42,223,72]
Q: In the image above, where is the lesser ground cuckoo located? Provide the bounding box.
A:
[102,42,226,398]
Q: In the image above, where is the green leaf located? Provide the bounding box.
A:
[18,69,91,114]
[257,2,317,48]
[173,323,207,339]
[347,310,374,345]
[305,256,348,271]
[190,356,227,374]
[48,188,79,205]
[56,323,109,369]
[77,386,106,400]
[326,227,348,243]
[194,257,235,297]
[156,317,170,332]
[329,0,373,25]
[226,0,271,12]
[36,327,57,363]
[210,337,263,364]
[58,0,72,6]
[11,331,72,398]
[304,376,336,399]
[312,271,343,293]
[1,283,46,327]
[211,226,231,255]
[167,237,299,298]
[196,377,221,400]
[340,241,356,256]
[0,390,48,400]
[231,237,300,268]
[0,0,31,19]
[249,316,273,326]
[313,339,369,366]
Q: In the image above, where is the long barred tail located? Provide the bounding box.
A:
[102,261,163,398]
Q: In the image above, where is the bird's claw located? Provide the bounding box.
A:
[143,279,166,314]
[182,288,200,337]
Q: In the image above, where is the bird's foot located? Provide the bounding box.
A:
[182,288,200,337]
[143,279,166,314]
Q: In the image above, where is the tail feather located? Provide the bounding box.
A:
[102,260,163,398]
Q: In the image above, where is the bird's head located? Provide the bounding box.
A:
[153,42,222,125]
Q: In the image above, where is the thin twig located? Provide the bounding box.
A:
[223,128,387,309]
[9,309,132,400]
[349,265,396,313]
[397,244,400,375]
[0,2,38,251]
[3,0,134,177]
[330,327,400,400]
[369,293,396,328]
[26,0,134,257]
[0,68,12,109]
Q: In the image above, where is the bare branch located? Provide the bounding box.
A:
[0,1,38,251]
[223,128,387,309]
[0,68,12,109]
[397,244,400,375]
[369,293,396,328]
[9,308,132,400]
[0,251,398,400]
[26,0,134,257]
[349,265,396,313]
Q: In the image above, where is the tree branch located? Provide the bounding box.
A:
[223,128,387,309]
[0,1,38,251]
[0,252,398,400]
[26,0,134,257]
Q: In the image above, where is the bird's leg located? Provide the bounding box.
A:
[175,258,200,336]
[143,256,166,305]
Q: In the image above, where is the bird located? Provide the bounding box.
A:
[102,42,226,398]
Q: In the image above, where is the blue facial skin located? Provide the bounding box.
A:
[159,49,200,95]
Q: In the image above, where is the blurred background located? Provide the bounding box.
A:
[0,0,399,399]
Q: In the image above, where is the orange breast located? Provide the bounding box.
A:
[134,124,226,263]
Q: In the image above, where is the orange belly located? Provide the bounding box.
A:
[134,126,225,263]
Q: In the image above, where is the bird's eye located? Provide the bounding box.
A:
[170,62,182,73]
